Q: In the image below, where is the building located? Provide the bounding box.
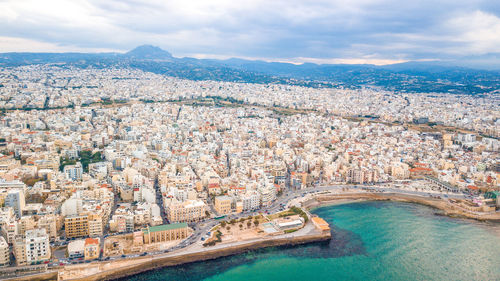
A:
[64,162,83,181]
[14,228,50,266]
[166,199,205,223]
[87,214,103,237]
[1,219,17,244]
[214,195,232,215]
[0,236,9,267]
[5,189,25,218]
[67,240,85,259]
[65,215,88,238]
[311,217,330,232]
[84,238,100,260]
[65,213,103,238]
[142,223,188,244]
[258,184,276,207]
[241,192,260,211]
[275,216,304,230]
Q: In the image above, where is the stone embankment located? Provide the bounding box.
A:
[303,192,500,221]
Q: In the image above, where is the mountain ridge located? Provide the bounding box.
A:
[0,45,499,95]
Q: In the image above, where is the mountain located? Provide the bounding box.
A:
[125,45,173,60]
[0,45,499,95]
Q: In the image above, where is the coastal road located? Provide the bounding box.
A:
[184,183,467,250]
[98,182,469,261]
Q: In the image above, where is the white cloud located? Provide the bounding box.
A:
[0,36,119,52]
[445,10,500,54]
[0,0,498,63]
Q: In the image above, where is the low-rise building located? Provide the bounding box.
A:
[84,238,100,260]
[67,240,85,259]
[142,223,188,244]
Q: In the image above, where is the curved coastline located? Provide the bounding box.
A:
[6,191,500,281]
[303,192,500,222]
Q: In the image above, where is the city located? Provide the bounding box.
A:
[0,65,498,279]
[1,0,500,280]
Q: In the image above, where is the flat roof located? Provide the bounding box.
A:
[143,222,188,234]
[311,217,330,231]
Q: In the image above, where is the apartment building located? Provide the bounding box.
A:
[214,195,232,215]
[0,236,9,267]
[14,228,50,266]
[166,199,205,223]
[65,213,103,238]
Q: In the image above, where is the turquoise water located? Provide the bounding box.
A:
[124,201,500,281]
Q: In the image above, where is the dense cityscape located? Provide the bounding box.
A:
[0,65,498,278]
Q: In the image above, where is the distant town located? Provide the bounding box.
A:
[0,65,498,279]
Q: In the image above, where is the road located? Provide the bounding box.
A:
[52,182,470,264]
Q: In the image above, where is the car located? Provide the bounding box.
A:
[140,252,148,256]
[121,255,126,258]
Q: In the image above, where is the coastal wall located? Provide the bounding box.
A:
[1,271,58,281]
[304,192,500,221]
[65,231,331,281]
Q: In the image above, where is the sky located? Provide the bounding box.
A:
[0,0,499,65]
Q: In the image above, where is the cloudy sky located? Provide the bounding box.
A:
[0,0,499,65]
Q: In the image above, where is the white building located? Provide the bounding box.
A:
[241,192,260,211]
[64,162,83,181]
[5,189,25,218]
[0,236,9,267]
[14,228,50,265]
[67,239,85,258]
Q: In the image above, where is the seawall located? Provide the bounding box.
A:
[304,192,500,222]
[65,231,331,281]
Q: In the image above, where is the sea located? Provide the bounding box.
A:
[122,201,500,281]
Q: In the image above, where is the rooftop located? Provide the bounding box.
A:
[143,222,188,234]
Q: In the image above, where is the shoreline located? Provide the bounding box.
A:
[5,191,500,281]
[59,230,331,281]
[303,192,500,222]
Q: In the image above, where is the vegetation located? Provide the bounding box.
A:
[78,150,102,172]
[59,150,102,172]
[203,230,223,247]
[289,206,309,222]
[59,157,76,172]
[22,177,44,187]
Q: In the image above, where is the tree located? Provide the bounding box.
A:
[254,220,259,227]
[239,224,243,229]
[220,221,226,228]
[247,221,252,228]
[226,226,230,231]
